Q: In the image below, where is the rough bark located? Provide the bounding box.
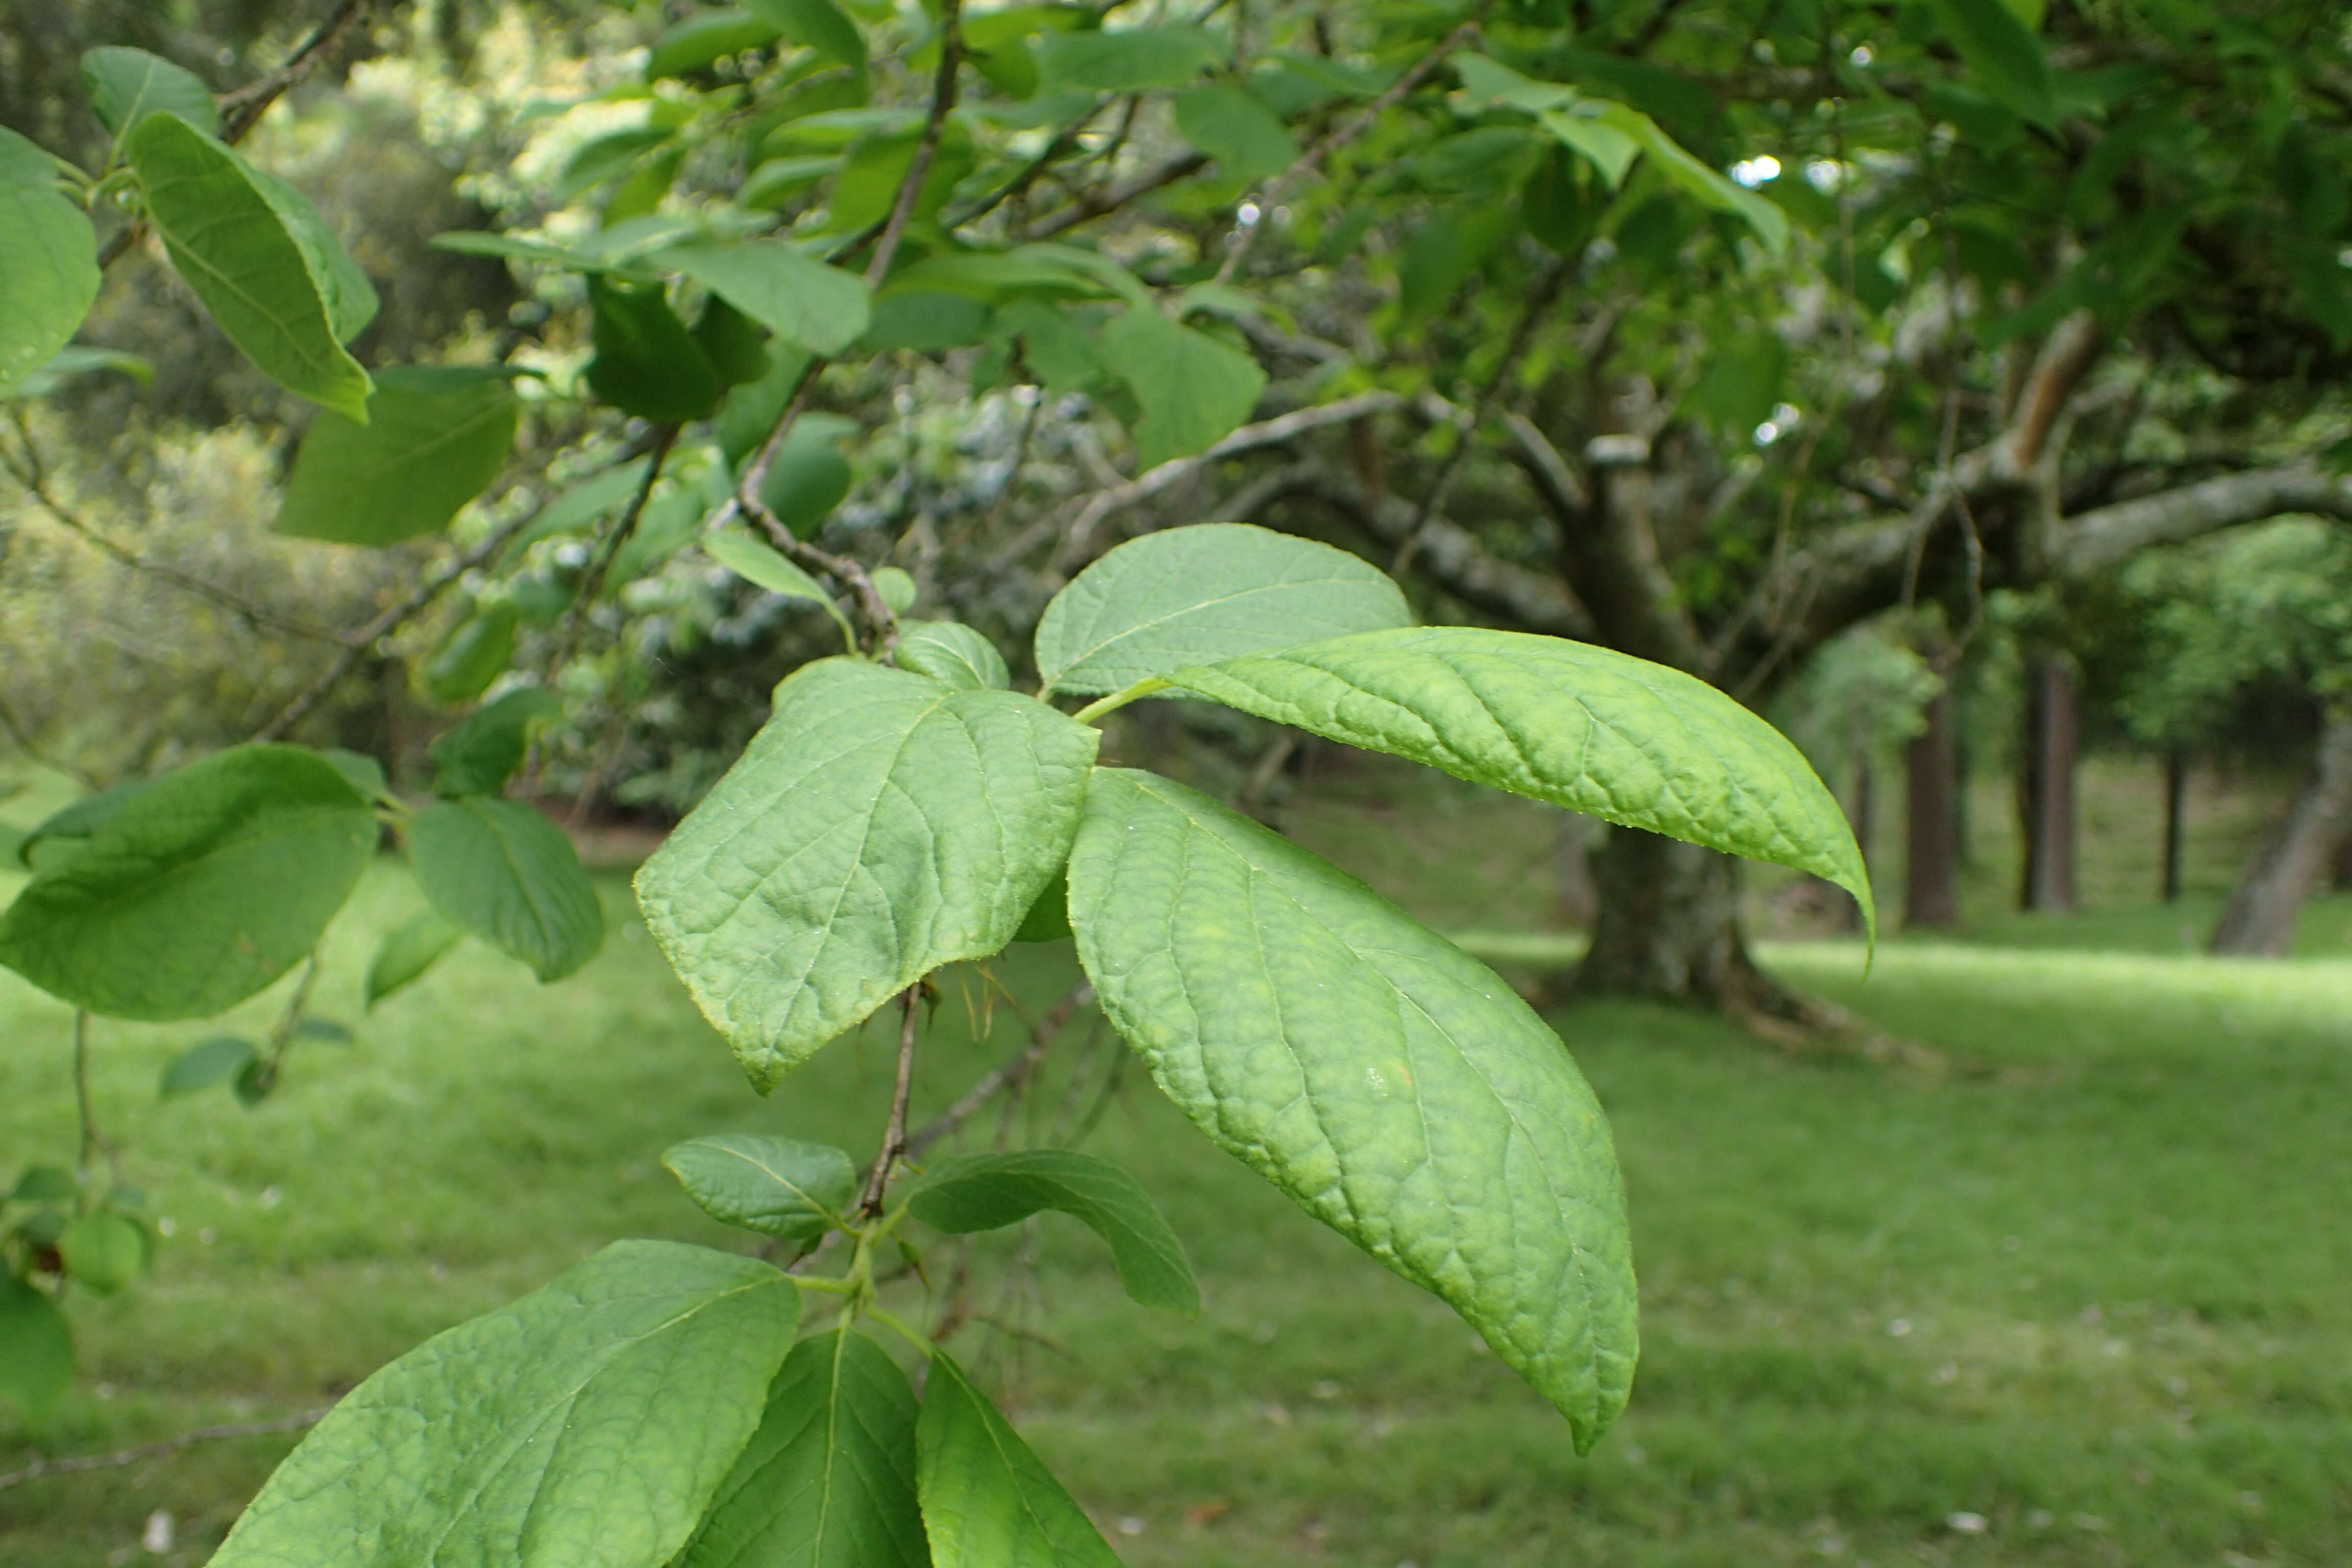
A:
[2210,712,2352,956]
[1574,828,1794,1014]
[1904,688,1961,927]
[2017,657,2079,913]
[2161,750,2188,903]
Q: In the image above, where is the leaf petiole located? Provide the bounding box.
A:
[1070,677,1171,725]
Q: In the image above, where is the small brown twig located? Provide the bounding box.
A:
[905,982,1094,1162]
[0,1411,327,1493]
[72,1011,115,1185]
[543,423,680,673]
[865,0,965,289]
[857,988,924,1218]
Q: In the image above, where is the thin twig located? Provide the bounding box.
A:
[857,989,924,1218]
[544,423,680,672]
[73,1011,114,1184]
[0,1411,327,1493]
[866,0,965,287]
[905,982,1094,1161]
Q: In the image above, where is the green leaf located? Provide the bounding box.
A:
[1100,308,1266,470]
[1034,522,1410,698]
[209,1242,799,1568]
[663,1134,858,1241]
[916,1349,1120,1566]
[0,1272,72,1423]
[705,527,857,648]
[59,1211,146,1296]
[585,274,721,422]
[1587,103,1788,252]
[872,566,917,614]
[695,295,773,389]
[275,366,520,545]
[661,240,873,356]
[161,1035,259,1097]
[423,602,520,705]
[408,798,603,983]
[1173,84,1299,181]
[1536,108,1639,189]
[0,746,375,1021]
[1068,768,1637,1450]
[1037,24,1222,92]
[12,1167,79,1203]
[1012,872,1069,942]
[16,778,153,870]
[321,748,388,801]
[124,113,375,418]
[80,46,215,136]
[649,10,783,81]
[1,344,152,402]
[295,1017,354,1044]
[909,1149,1197,1314]
[0,142,100,399]
[676,1327,926,1568]
[635,659,1098,1089]
[895,621,1010,690]
[746,0,868,71]
[430,688,565,798]
[1928,0,2054,126]
[365,909,464,1011]
[1167,626,1873,934]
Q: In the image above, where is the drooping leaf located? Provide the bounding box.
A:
[872,566,917,614]
[80,46,215,136]
[1173,83,1298,181]
[635,659,1097,1090]
[1099,308,1266,470]
[208,1242,799,1568]
[160,1035,259,1097]
[894,621,1010,690]
[275,367,521,544]
[364,909,464,1011]
[585,274,721,422]
[123,113,375,419]
[1067,768,1638,1451]
[407,798,604,982]
[1588,103,1788,252]
[1036,24,1222,92]
[0,746,376,1021]
[663,1133,859,1241]
[58,1212,145,1296]
[430,688,565,798]
[660,240,873,356]
[1166,626,1873,934]
[422,602,521,705]
[1034,523,1410,698]
[648,10,783,81]
[1929,0,2055,126]
[916,1349,1121,1567]
[909,1149,1197,1314]
[676,1327,927,1568]
[0,134,101,399]
[746,0,868,70]
[0,1273,72,1423]
[705,527,857,648]
[1,344,152,402]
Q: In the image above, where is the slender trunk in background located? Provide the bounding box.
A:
[2210,711,2352,956]
[2017,657,2079,913]
[1554,813,1598,928]
[1904,689,1961,927]
[2333,827,2352,893]
[2161,749,2188,903]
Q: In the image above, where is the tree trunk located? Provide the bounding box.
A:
[2017,657,2079,913]
[2209,712,2352,956]
[2333,826,2352,893]
[1574,828,1803,1020]
[2161,749,2188,903]
[1555,812,1599,928]
[1904,689,1961,927]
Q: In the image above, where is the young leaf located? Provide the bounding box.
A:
[0,746,376,1021]
[756,419,855,538]
[429,687,565,798]
[635,659,1097,1090]
[0,1272,72,1423]
[676,1327,926,1568]
[161,1036,259,1097]
[1068,768,1639,1452]
[408,799,603,982]
[872,566,917,614]
[80,46,215,136]
[1034,523,1410,698]
[0,135,101,398]
[1173,83,1298,181]
[208,1242,799,1568]
[584,274,721,422]
[1036,24,1222,92]
[916,1349,1121,1567]
[1167,626,1874,935]
[909,1149,1198,1314]
[1100,307,1266,470]
[123,113,375,419]
[663,1133,859,1241]
[58,1212,145,1296]
[659,239,873,356]
[275,367,521,545]
[364,909,464,1011]
[895,621,1010,691]
[705,527,857,648]
[746,0,868,70]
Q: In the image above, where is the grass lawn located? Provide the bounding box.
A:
[3,835,2349,1564]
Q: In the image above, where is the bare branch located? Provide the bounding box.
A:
[543,424,680,672]
[857,988,924,1219]
[1023,153,1209,241]
[905,983,1095,1162]
[2052,460,2352,575]
[864,0,965,287]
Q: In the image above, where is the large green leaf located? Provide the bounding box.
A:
[1169,626,1873,933]
[275,367,521,544]
[916,1349,1120,1566]
[1172,83,1298,181]
[635,659,1097,1090]
[80,46,215,136]
[0,1272,72,1423]
[660,240,873,356]
[663,1133,859,1241]
[908,1149,1197,1314]
[585,274,721,422]
[1034,523,1410,698]
[407,798,605,982]
[209,1241,798,1568]
[1929,0,2054,125]
[429,688,565,798]
[124,113,374,419]
[1099,308,1266,470]
[0,746,375,1020]
[676,1327,927,1568]
[364,909,463,1011]
[1036,24,1222,92]
[0,133,100,399]
[894,621,1010,691]
[1068,768,1638,1451]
